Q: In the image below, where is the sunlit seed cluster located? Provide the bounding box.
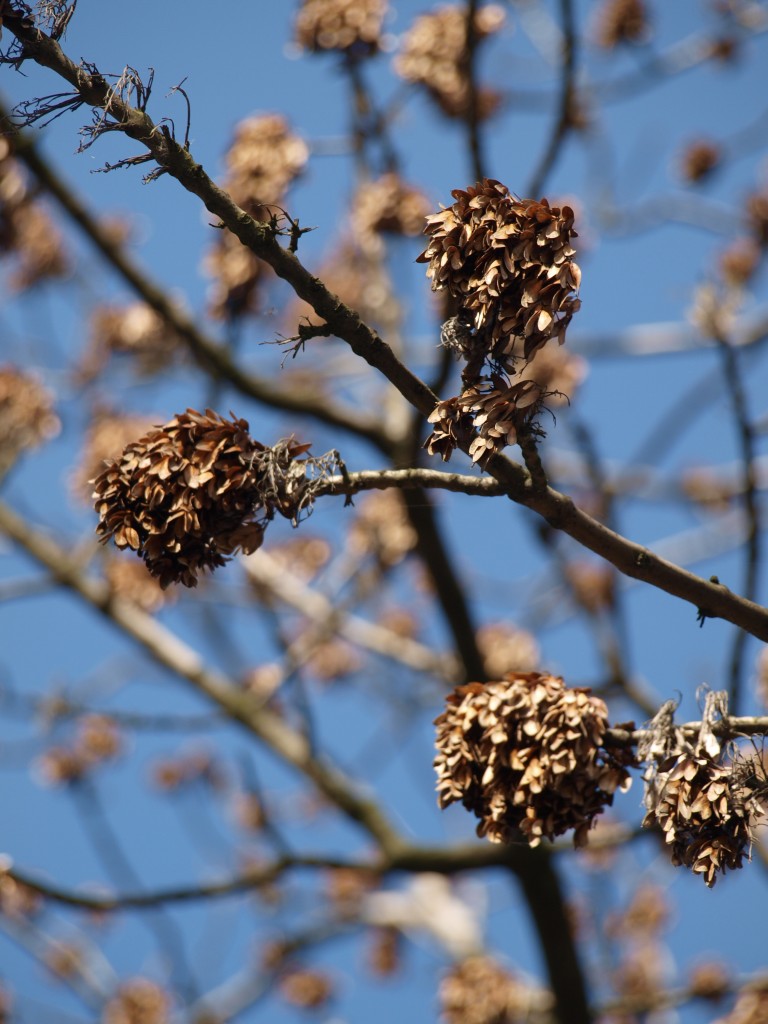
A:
[419,179,581,462]
[92,408,314,588]
[434,673,632,847]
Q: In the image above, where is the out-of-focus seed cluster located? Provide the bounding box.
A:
[640,693,763,887]
[71,409,156,502]
[279,968,334,1009]
[418,180,581,462]
[104,556,173,614]
[0,365,60,474]
[294,0,387,54]
[347,489,417,566]
[419,180,580,363]
[434,673,632,847]
[82,303,182,379]
[36,715,122,787]
[93,408,335,588]
[205,114,308,319]
[103,978,170,1024]
[0,137,68,290]
[439,955,550,1024]
[477,623,540,678]
[351,173,431,243]
[680,139,721,184]
[592,0,650,48]
[394,5,505,119]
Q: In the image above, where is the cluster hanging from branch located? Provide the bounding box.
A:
[434,673,633,847]
[93,408,343,588]
[640,691,765,888]
[435,679,767,886]
[418,179,581,463]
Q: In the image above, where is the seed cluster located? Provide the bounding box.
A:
[0,364,60,473]
[294,0,387,54]
[394,5,505,119]
[640,692,763,887]
[418,180,581,462]
[206,114,308,319]
[434,673,632,847]
[93,409,317,588]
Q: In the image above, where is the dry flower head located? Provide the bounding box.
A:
[434,673,632,847]
[477,623,540,678]
[418,180,580,365]
[351,173,431,242]
[680,140,722,184]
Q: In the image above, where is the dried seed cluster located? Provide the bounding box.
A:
[104,556,173,614]
[645,754,757,888]
[394,5,505,120]
[641,692,763,887]
[0,364,60,473]
[593,0,650,48]
[83,303,181,378]
[36,715,122,787]
[434,673,632,847]
[351,173,431,242]
[680,140,721,183]
[103,978,170,1024]
[419,180,581,462]
[712,984,768,1024]
[439,956,545,1024]
[295,0,387,54]
[0,137,68,290]
[93,408,328,588]
[206,115,308,319]
[71,409,157,503]
[419,180,580,364]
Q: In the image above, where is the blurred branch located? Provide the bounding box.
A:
[464,0,486,181]
[526,0,576,197]
[711,316,761,713]
[0,500,406,855]
[244,549,461,682]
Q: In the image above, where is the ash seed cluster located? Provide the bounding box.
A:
[418,179,581,463]
[434,673,632,848]
[92,408,318,589]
